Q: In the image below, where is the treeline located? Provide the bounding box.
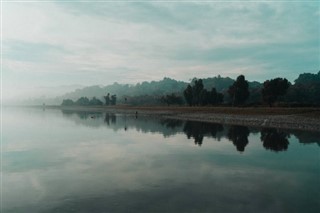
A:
[183,71,319,107]
[180,75,290,107]
[62,97,103,106]
[61,94,117,106]
[183,79,224,106]
[61,71,319,107]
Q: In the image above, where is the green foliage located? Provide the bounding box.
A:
[294,71,320,85]
[75,97,90,106]
[262,78,290,106]
[89,97,103,106]
[111,95,117,105]
[59,71,319,107]
[160,93,184,106]
[183,79,224,106]
[285,71,320,105]
[104,93,110,105]
[61,97,103,106]
[192,75,234,91]
[183,85,193,106]
[228,75,250,106]
[61,99,75,106]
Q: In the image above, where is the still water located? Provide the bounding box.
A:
[2,108,320,213]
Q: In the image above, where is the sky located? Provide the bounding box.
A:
[2,0,319,102]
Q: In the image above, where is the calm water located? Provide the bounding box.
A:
[2,108,320,213]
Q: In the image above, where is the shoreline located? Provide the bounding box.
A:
[36,105,320,132]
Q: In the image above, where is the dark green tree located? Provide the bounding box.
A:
[161,93,184,106]
[111,94,117,105]
[61,99,75,106]
[89,97,103,105]
[228,75,249,106]
[75,97,90,106]
[183,85,193,106]
[104,93,110,105]
[208,88,217,105]
[285,71,320,105]
[262,78,290,107]
[192,79,204,105]
[216,93,224,104]
[199,89,209,106]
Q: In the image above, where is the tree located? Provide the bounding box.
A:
[183,85,193,106]
[75,97,90,106]
[61,99,74,106]
[161,93,184,106]
[111,94,117,105]
[184,81,224,106]
[285,71,320,105]
[228,75,249,106]
[89,97,103,106]
[104,93,110,105]
[192,79,204,105]
[262,78,290,107]
[199,89,209,106]
[208,88,217,105]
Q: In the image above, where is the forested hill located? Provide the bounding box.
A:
[58,75,261,102]
[26,71,319,106]
[59,77,188,101]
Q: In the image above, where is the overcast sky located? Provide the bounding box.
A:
[2,1,319,101]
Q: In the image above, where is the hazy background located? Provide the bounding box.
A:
[2,1,319,104]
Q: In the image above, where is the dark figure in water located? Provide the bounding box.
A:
[135,111,138,119]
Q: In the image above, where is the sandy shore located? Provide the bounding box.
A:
[54,105,320,132]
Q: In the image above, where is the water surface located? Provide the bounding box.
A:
[2,108,320,212]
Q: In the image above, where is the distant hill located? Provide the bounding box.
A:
[55,75,263,105]
[59,77,188,101]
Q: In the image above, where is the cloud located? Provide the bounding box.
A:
[2,1,319,100]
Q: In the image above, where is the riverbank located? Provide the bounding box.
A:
[51,105,320,132]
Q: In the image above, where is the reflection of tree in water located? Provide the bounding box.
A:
[104,113,117,125]
[160,119,184,129]
[61,110,103,120]
[290,130,320,147]
[183,121,224,146]
[260,128,289,152]
[227,125,250,152]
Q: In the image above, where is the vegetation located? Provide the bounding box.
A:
[285,71,320,105]
[228,75,249,106]
[160,93,184,106]
[262,78,290,107]
[60,71,319,108]
[61,97,103,106]
[183,79,224,106]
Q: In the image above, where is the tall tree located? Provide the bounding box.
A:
[104,93,110,105]
[262,78,290,107]
[228,75,249,106]
[192,79,204,106]
[183,85,193,106]
[111,94,117,105]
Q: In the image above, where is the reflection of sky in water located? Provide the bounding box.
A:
[2,108,320,213]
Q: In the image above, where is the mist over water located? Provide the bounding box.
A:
[2,108,320,213]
